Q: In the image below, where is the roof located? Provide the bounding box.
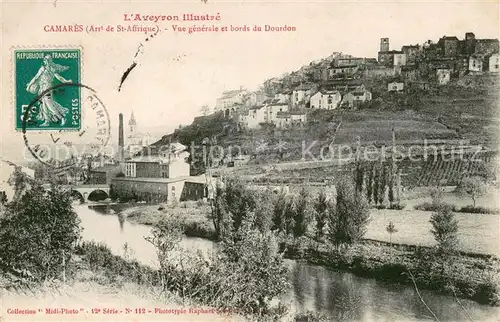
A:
[220,89,246,99]
[249,105,265,110]
[379,50,404,54]
[441,36,459,41]
[91,165,121,173]
[317,89,340,95]
[127,153,187,164]
[262,98,281,105]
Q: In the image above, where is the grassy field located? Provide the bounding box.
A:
[367,209,500,256]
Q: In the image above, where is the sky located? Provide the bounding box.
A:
[1,0,499,162]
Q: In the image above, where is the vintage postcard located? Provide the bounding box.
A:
[1,1,499,322]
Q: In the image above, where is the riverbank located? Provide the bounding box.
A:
[121,202,500,307]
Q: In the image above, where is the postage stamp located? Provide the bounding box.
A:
[14,48,81,131]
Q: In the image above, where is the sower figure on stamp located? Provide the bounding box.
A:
[26,54,72,126]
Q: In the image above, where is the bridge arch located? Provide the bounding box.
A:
[70,190,85,204]
[87,189,109,202]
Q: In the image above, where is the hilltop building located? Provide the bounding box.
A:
[215,87,248,112]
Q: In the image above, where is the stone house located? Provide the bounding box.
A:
[487,53,500,72]
[215,88,248,111]
[292,83,317,107]
[342,87,372,108]
[309,90,342,109]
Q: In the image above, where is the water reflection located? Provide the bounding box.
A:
[77,204,500,322]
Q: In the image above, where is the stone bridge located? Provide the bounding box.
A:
[43,184,110,203]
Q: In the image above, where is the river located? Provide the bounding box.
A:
[75,205,500,321]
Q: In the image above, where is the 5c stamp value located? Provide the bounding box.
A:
[14,48,81,131]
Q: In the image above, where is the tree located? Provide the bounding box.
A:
[292,188,311,239]
[313,190,329,243]
[386,221,398,245]
[0,183,81,282]
[225,179,256,232]
[200,104,211,116]
[272,191,286,233]
[373,166,380,205]
[354,162,364,194]
[7,167,33,202]
[327,178,371,251]
[430,207,459,253]
[378,165,387,205]
[460,176,487,208]
[366,164,374,204]
[210,178,258,240]
[254,191,275,234]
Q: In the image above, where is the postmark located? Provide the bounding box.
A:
[21,82,111,170]
[14,48,81,131]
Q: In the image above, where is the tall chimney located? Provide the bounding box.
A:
[118,113,124,162]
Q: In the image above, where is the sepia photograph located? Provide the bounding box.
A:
[0,1,499,321]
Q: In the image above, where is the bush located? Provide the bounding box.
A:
[149,210,290,317]
[457,205,500,214]
[389,203,406,210]
[414,202,458,212]
[0,184,81,282]
[75,241,156,285]
[430,207,459,252]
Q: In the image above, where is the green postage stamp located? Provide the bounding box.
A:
[14,48,81,131]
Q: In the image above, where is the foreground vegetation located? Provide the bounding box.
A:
[0,176,323,321]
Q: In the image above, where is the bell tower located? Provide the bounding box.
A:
[128,111,137,137]
[380,38,390,52]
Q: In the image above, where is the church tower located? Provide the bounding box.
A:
[380,38,390,52]
[128,111,137,137]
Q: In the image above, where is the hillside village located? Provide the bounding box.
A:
[210,32,499,130]
[13,31,499,204]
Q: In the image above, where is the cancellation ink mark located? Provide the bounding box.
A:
[118,62,137,92]
[118,28,160,92]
